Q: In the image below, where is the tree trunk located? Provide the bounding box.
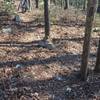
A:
[80,0,97,81]
[53,0,56,5]
[64,0,69,9]
[38,0,54,49]
[97,0,100,13]
[48,0,50,6]
[35,0,39,8]
[94,39,100,72]
[44,0,50,40]
[83,0,86,10]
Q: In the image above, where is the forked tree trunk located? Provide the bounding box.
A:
[80,0,97,81]
[94,39,100,72]
[44,0,50,40]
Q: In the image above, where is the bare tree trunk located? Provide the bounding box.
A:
[64,0,69,9]
[53,0,56,5]
[38,0,54,49]
[80,0,97,81]
[94,39,100,72]
[48,0,50,6]
[44,0,50,40]
[97,0,100,13]
[35,0,39,8]
[83,0,86,10]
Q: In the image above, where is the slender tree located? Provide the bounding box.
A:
[18,0,31,12]
[64,0,69,9]
[94,39,100,72]
[35,0,39,8]
[48,0,51,6]
[80,0,97,81]
[53,0,56,5]
[38,0,54,49]
[44,0,50,40]
[97,0,100,13]
[83,0,86,10]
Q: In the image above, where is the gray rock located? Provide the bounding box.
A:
[13,15,21,24]
[2,27,12,34]
[55,75,63,81]
[16,64,22,69]
[38,40,55,50]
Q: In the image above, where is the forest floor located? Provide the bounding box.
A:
[0,4,100,100]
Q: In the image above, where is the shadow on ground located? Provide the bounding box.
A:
[0,36,98,68]
[0,68,100,100]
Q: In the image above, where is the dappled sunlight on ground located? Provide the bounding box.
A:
[0,3,100,99]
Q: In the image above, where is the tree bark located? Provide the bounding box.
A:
[97,0,100,13]
[44,0,50,40]
[83,0,86,10]
[94,39,100,72]
[64,0,69,9]
[35,0,39,8]
[53,0,56,5]
[80,0,97,81]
